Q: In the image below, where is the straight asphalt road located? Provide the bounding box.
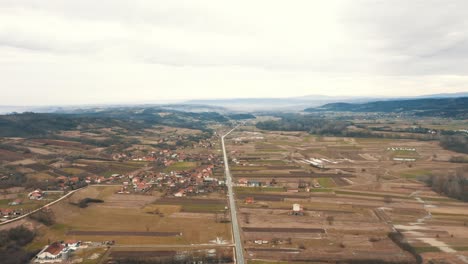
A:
[221,125,244,264]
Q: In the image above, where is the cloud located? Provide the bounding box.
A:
[344,0,468,75]
[0,0,467,105]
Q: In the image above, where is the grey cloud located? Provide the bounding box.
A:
[344,0,468,75]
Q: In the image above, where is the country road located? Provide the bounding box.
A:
[221,125,245,264]
[0,187,84,226]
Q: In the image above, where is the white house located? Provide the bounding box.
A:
[28,189,43,200]
[35,242,65,263]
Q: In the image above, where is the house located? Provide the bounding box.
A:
[203,177,215,183]
[69,177,79,183]
[312,179,321,188]
[35,242,65,263]
[55,176,68,183]
[0,208,13,218]
[247,180,263,187]
[28,189,43,200]
[174,190,185,197]
[238,178,248,187]
[245,197,255,204]
[291,203,304,216]
[132,177,140,184]
[64,240,80,250]
[135,182,150,192]
[8,199,22,206]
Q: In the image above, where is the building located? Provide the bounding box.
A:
[34,241,78,263]
[292,203,304,216]
[245,197,255,204]
[28,189,43,200]
[247,180,263,187]
[35,242,66,263]
[237,178,248,187]
[8,199,22,206]
[174,190,185,197]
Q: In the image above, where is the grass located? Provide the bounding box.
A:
[249,261,295,264]
[94,186,121,200]
[453,246,468,251]
[317,178,336,188]
[392,150,418,156]
[164,162,198,172]
[234,186,285,193]
[335,190,412,200]
[30,186,231,248]
[309,188,333,193]
[75,248,108,264]
[414,246,441,253]
[0,199,11,206]
[62,167,86,175]
[181,204,226,213]
[29,172,55,180]
[254,160,287,165]
[0,197,51,211]
[231,166,266,171]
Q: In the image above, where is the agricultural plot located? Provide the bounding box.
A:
[27,186,232,252]
[225,128,468,263]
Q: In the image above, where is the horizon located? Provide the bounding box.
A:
[0,91,467,108]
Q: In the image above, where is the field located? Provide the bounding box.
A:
[0,114,467,263]
[226,126,468,263]
[25,186,232,249]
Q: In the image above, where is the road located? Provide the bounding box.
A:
[221,125,245,264]
[0,187,85,226]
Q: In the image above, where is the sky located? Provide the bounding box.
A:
[0,0,467,106]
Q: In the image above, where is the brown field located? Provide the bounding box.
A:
[25,186,231,249]
[67,231,181,236]
[243,227,325,233]
[155,197,226,205]
[110,251,176,258]
[31,139,91,148]
[225,128,468,263]
[0,149,24,161]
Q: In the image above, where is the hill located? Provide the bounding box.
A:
[0,107,243,137]
[305,97,468,118]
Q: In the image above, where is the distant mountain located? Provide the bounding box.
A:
[305,97,468,118]
[184,96,375,111]
[413,92,468,99]
[184,92,468,111]
[1,92,466,113]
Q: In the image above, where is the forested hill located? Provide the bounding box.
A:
[0,108,253,137]
[305,97,468,118]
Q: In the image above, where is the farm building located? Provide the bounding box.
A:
[8,199,22,206]
[28,189,43,200]
[34,242,72,263]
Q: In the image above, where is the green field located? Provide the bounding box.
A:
[309,188,333,193]
[181,203,226,213]
[234,186,285,193]
[164,161,198,172]
[317,178,336,188]
[415,246,441,253]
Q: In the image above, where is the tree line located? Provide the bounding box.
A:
[426,167,468,201]
[0,226,38,264]
[256,114,468,154]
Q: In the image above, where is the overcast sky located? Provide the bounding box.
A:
[1,0,467,105]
